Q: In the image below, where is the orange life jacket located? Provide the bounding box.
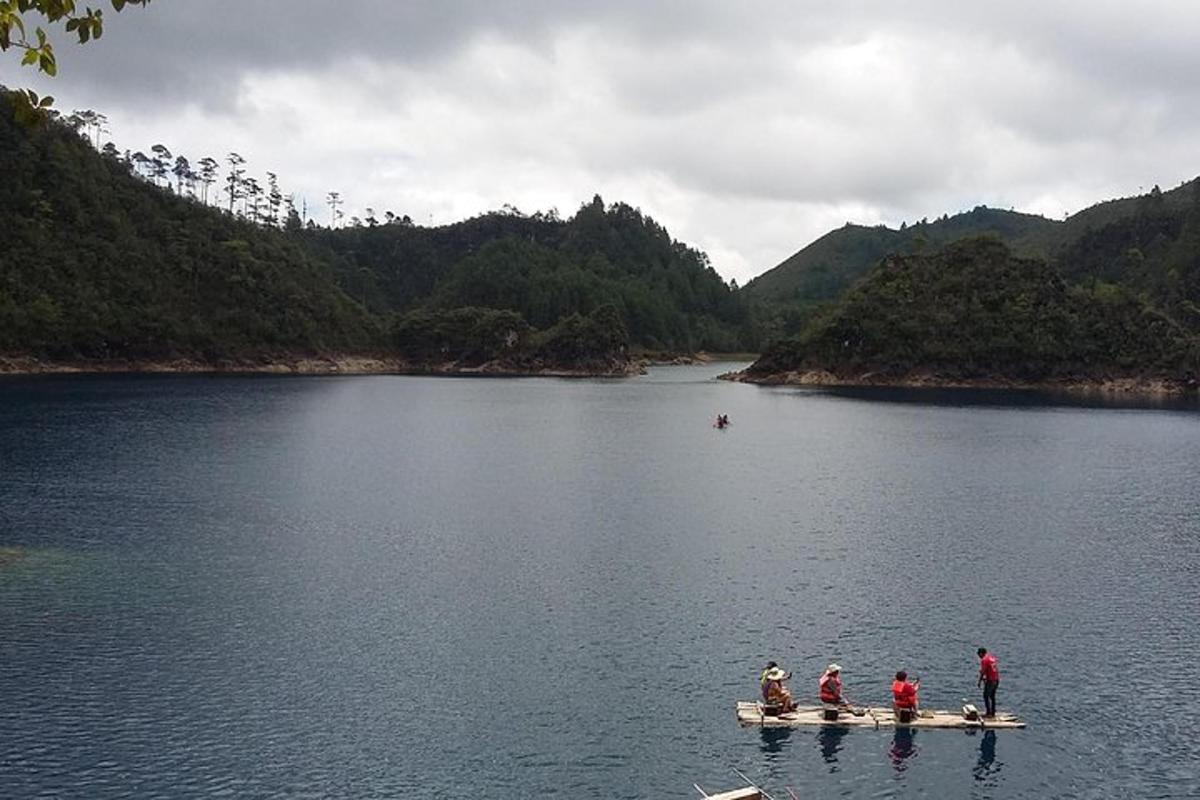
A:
[819,672,842,703]
[892,679,917,709]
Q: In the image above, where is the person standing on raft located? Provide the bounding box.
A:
[892,671,920,715]
[977,648,1000,717]
[819,663,846,707]
[760,661,796,711]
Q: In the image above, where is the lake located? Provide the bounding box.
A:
[1,364,1198,799]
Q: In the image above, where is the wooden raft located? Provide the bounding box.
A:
[736,701,1026,729]
[697,789,761,800]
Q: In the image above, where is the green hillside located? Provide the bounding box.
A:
[0,92,751,366]
[1049,182,1200,330]
[743,181,1200,346]
[745,207,1057,305]
[0,94,376,360]
[746,237,1200,386]
[743,207,1057,341]
[311,195,752,352]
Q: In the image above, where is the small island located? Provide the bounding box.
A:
[729,237,1200,395]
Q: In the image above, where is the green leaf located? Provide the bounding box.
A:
[21,46,37,64]
[40,50,56,76]
[39,94,55,107]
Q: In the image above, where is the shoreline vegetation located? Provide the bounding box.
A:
[6,92,1200,391]
[722,368,1198,396]
[0,354,641,378]
[1,95,755,374]
[733,238,1200,397]
[0,352,758,378]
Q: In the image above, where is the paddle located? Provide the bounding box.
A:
[836,693,872,720]
[840,697,879,727]
[730,768,777,800]
[840,697,868,717]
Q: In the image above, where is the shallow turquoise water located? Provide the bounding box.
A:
[1,366,1198,798]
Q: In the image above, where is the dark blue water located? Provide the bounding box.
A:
[1,366,1198,799]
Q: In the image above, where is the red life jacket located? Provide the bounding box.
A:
[819,672,842,703]
[892,680,917,709]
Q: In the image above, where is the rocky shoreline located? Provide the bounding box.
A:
[722,367,1200,396]
[0,354,645,379]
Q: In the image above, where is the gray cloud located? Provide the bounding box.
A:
[10,0,1200,283]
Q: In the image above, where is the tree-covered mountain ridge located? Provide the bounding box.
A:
[744,180,1200,341]
[0,91,752,374]
[737,236,1200,392]
[7,86,1200,386]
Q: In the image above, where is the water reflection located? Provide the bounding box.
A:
[816,726,848,769]
[814,385,1200,412]
[889,728,918,774]
[973,730,1001,782]
[758,726,792,756]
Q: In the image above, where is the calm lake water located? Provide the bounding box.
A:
[1,364,1198,799]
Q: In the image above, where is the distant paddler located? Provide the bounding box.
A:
[759,661,797,712]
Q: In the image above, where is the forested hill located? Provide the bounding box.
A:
[744,237,1200,388]
[1047,182,1200,331]
[307,195,751,352]
[0,95,376,361]
[744,181,1200,343]
[743,207,1056,308]
[0,93,751,367]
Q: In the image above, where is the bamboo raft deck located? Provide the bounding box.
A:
[736,701,1025,729]
[695,788,761,800]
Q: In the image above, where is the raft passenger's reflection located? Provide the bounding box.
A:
[758,725,792,755]
[889,727,918,773]
[973,730,1002,782]
[816,725,848,768]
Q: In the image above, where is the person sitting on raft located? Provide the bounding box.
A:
[892,670,920,716]
[819,663,846,707]
[760,662,796,711]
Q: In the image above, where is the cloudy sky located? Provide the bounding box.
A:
[8,1,1200,284]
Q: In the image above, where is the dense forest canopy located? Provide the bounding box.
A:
[308,194,751,352]
[744,184,1200,343]
[744,208,1056,304]
[0,93,376,359]
[749,236,1200,384]
[5,87,1200,381]
[0,92,749,366]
